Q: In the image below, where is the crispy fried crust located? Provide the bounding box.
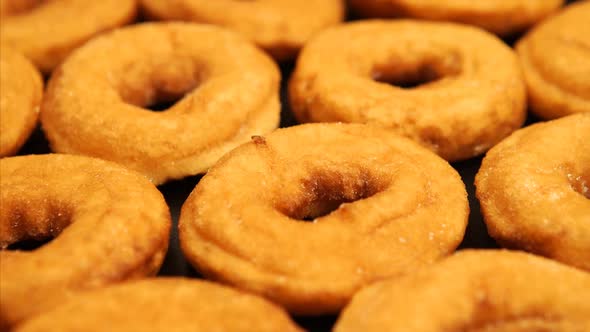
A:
[0,0,137,73]
[516,1,590,119]
[140,0,344,61]
[335,250,590,332]
[0,154,171,329]
[14,278,303,332]
[41,22,280,185]
[476,113,590,271]
[180,123,468,315]
[347,0,563,37]
[0,46,42,156]
[290,20,526,161]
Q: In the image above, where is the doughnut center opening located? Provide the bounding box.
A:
[118,59,202,112]
[1,204,73,252]
[278,169,387,221]
[372,56,461,89]
[569,173,590,199]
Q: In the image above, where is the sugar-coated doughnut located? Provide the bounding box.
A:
[180,123,468,315]
[140,0,345,60]
[0,154,171,329]
[290,20,526,161]
[476,113,590,271]
[347,0,563,37]
[14,278,303,332]
[516,1,590,119]
[0,0,137,73]
[0,46,42,156]
[335,250,590,332]
[41,22,280,185]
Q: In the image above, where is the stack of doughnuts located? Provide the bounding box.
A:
[1,0,589,330]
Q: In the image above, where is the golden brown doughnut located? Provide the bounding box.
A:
[290,20,526,162]
[14,278,303,332]
[516,1,590,119]
[179,123,469,315]
[0,46,42,156]
[476,113,590,271]
[347,0,563,37]
[0,154,171,329]
[334,250,590,332]
[0,0,137,73]
[41,22,280,185]
[140,0,345,60]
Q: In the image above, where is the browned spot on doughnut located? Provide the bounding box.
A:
[568,173,590,199]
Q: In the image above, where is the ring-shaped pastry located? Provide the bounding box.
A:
[0,154,171,329]
[180,123,468,314]
[41,22,280,185]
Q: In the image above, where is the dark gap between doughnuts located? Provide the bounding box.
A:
[278,168,387,221]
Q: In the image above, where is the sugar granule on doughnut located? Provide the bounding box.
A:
[334,250,590,332]
[290,20,526,162]
[476,113,590,271]
[0,46,42,157]
[41,22,280,185]
[14,278,303,332]
[0,154,171,329]
[347,0,563,37]
[516,1,590,119]
[0,0,137,73]
[179,123,469,315]
[140,0,345,61]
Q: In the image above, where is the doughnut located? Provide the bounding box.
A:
[289,20,526,162]
[15,278,303,332]
[140,0,345,60]
[179,123,469,315]
[516,1,590,119]
[0,154,171,329]
[41,22,280,185]
[0,46,42,157]
[347,0,564,37]
[334,250,590,331]
[475,113,590,271]
[0,0,137,73]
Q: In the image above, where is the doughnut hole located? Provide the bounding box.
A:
[276,168,389,221]
[371,52,462,89]
[117,56,203,112]
[0,197,72,251]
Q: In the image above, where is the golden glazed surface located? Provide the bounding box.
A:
[516,1,590,119]
[476,113,590,271]
[15,278,303,332]
[0,0,137,73]
[0,154,171,329]
[0,46,42,156]
[290,20,526,162]
[41,22,280,185]
[180,123,468,315]
[347,0,563,36]
[140,0,344,60]
[335,250,590,332]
